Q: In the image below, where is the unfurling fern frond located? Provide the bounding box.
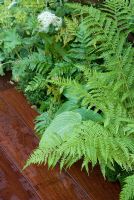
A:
[120,174,134,200]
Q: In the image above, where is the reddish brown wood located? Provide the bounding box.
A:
[0,147,40,200]
[0,77,91,200]
[68,163,120,200]
[1,87,37,130]
[0,75,120,200]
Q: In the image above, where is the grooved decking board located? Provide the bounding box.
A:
[0,76,91,200]
[0,147,40,200]
[0,75,120,200]
[68,163,120,200]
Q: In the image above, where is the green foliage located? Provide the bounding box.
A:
[1,0,134,199]
[0,0,44,75]
[25,119,134,175]
[120,175,134,200]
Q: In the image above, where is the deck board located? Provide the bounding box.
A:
[0,147,40,200]
[0,75,120,200]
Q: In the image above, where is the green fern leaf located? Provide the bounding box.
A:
[120,174,134,200]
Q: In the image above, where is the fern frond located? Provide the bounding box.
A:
[12,51,52,83]
[56,17,78,46]
[101,0,134,34]
[35,112,52,136]
[49,62,75,77]
[25,120,134,176]
[25,74,47,92]
[120,174,134,200]
[65,3,89,15]
[49,76,79,87]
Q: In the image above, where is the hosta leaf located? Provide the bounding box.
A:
[74,108,103,122]
[40,111,82,147]
[55,101,79,115]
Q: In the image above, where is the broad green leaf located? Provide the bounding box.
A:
[55,101,79,115]
[74,108,103,122]
[40,111,82,147]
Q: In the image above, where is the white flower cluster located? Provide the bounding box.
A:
[37,11,62,33]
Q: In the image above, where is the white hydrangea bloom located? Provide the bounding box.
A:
[37,11,62,33]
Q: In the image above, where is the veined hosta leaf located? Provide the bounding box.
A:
[55,101,79,115]
[75,108,103,122]
[40,111,82,147]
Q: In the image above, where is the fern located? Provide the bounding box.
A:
[65,3,90,15]
[49,62,76,77]
[120,174,134,200]
[25,74,47,92]
[12,52,52,81]
[35,112,52,136]
[25,119,134,176]
[101,0,134,34]
[25,0,134,169]
[56,17,79,46]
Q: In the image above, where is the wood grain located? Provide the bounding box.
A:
[0,147,40,200]
[0,76,91,200]
[0,75,120,200]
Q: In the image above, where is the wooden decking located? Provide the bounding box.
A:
[0,74,120,200]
